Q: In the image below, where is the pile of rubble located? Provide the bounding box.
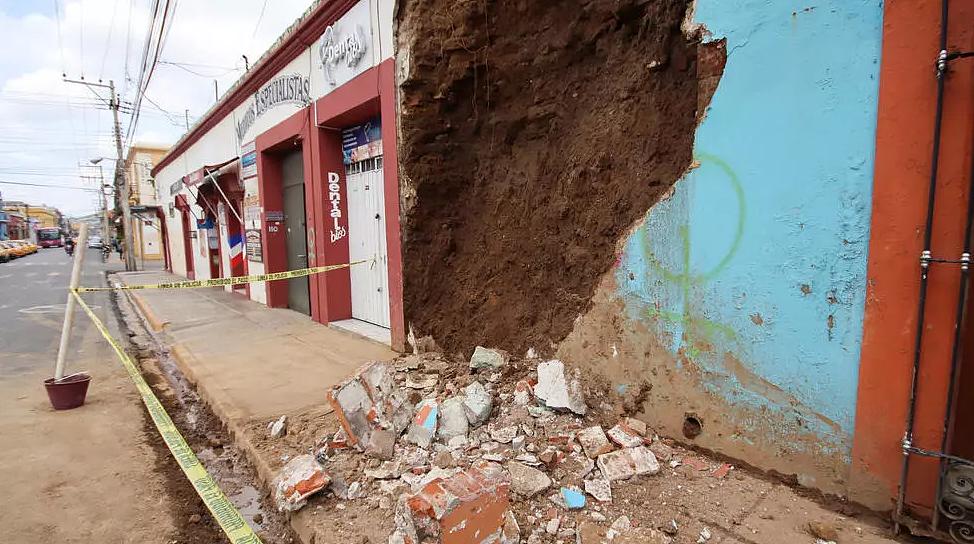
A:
[271,349,710,544]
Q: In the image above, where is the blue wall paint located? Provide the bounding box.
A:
[616,0,883,456]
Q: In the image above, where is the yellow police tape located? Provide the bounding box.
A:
[70,290,264,544]
[75,259,370,292]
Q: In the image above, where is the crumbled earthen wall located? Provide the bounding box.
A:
[396,0,711,357]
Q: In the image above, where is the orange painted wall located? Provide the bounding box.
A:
[852,0,974,514]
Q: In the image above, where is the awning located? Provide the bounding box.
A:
[184,157,238,188]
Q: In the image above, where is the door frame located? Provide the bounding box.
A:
[175,194,195,280]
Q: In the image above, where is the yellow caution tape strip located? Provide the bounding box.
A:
[76,259,370,292]
[71,290,263,544]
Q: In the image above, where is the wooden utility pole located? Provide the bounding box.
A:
[64,76,137,270]
[109,80,137,271]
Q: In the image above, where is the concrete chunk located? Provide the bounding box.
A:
[438,397,469,442]
[629,446,660,476]
[462,381,492,426]
[596,446,660,481]
[508,461,552,497]
[535,360,586,415]
[470,346,508,370]
[407,399,439,448]
[577,426,614,458]
[269,415,287,438]
[584,477,612,503]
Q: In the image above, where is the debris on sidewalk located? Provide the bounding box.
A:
[269,415,288,439]
[534,360,587,415]
[259,352,890,544]
[470,346,509,370]
[274,454,331,512]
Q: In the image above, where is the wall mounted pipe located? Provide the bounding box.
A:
[895,0,950,532]
[930,78,974,529]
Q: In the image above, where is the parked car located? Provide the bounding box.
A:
[13,240,36,254]
[2,241,25,258]
[88,236,104,249]
[0,243,10,262]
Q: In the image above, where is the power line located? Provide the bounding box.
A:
[122,0,136,98]
[52,0,66,76]
[158,60,241,78]
[0,180,100,191]
[253,0,269,38]
[79,0,85,77]
[100,0,122,81]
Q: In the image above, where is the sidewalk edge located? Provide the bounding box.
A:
[118,278,169,331]
[123,287,315,544]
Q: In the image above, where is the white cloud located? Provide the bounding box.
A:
[0,0,311,216]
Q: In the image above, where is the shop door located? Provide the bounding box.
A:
[346,157,390,328]
[282,151,310,316]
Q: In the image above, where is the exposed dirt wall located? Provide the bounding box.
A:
[397,0,706,357]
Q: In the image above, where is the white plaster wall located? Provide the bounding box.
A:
[155,0,393,294]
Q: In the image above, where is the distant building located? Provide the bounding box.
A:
[125,143,169,261]
[0,191,7,240]
[2,201,63,240]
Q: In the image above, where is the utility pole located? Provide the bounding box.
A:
[64,76,136,270]
[185,109,190,131]
[110,80,138,271]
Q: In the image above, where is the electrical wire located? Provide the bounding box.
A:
[0,180,101,191]
[52,0,66,76]
[100,0,122,81]
[253,0,269,38]
[158,60,241,78]
[122,0,139,99]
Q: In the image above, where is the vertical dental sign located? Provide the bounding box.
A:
[328,172,346,243]
[317,0,373,93]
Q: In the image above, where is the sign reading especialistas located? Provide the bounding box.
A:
[236,74,311,141]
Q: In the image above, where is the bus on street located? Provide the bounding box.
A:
[37,227,62,248]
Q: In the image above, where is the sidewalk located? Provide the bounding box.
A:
[117,270,906,544]
[118,270,394,421]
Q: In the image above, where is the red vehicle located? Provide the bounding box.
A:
[37,227,62,248]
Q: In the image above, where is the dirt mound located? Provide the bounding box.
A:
[397,0,715,357]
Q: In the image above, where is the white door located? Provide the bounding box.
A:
[346,157,390,328]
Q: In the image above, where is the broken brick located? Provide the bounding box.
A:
[398,461,511,544]
[712,463,733,479]
[274,454,331,512]
[607,423,644,449]
[328,362,412,449]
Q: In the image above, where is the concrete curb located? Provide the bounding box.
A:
[121,283,313,543]
[118,279,169,331]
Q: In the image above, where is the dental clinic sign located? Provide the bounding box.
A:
[236,74,311,141]
[317,0,373,91]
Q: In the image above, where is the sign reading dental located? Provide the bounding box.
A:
[236,74,311,141]
[317,0,373,93]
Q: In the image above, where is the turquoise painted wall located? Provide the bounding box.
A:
[616,0,884,457]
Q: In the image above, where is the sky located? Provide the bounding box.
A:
[0,0,312,217]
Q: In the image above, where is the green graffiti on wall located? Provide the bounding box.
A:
[642,153,745,360]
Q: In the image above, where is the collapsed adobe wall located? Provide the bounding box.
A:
[396,0,711,357]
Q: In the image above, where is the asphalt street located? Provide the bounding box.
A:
[0,246,185,543]
[0,245,116,377]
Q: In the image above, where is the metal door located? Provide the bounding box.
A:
[346,157,390,328]
[282,151,310,316]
